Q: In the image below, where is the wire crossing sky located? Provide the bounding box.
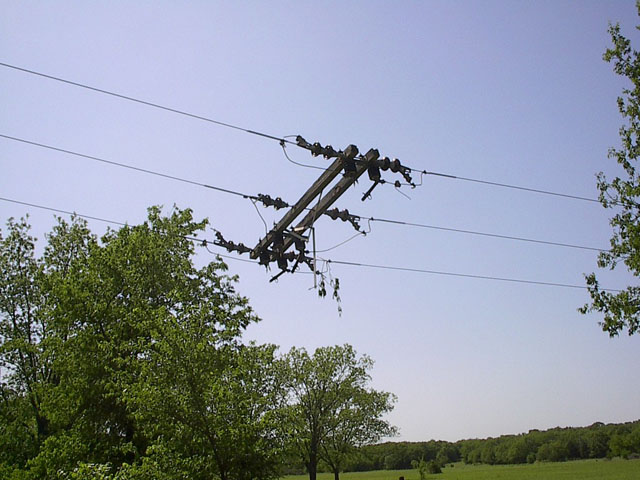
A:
[0,133,608,253]
[0,60,611,205]
[1,2,638,443]
[0,61,295,146]
[0,195,619,292]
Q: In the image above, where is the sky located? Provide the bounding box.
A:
[1,1,639,443]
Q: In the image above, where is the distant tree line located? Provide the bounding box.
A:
[319,420,639,473]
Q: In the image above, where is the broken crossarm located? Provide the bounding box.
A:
[277,153,373,255]
[250,144,360,260]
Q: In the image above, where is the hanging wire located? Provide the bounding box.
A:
[394,183,412,200]
[315,232,366,253]
[413,170,427,187]
[315,219,371,253]
[280,141,325,170]
[250,199,269,235]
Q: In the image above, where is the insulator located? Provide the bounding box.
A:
[322,145,338,158]
[379,157,391,171]
[390,159,401,173]
[324,208,361,232]
[324,208,339,220]
[274,197,288,209]
[296,135,311,149]
[277,256,288,271]
[325,208,350,222]
[257,193,289,210]
[236,243,251,254]
[310,142,323,156]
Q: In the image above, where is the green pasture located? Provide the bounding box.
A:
[284,459,639,480]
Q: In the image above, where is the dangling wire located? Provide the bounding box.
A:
[365,218,373,235]
[315,232,366,253]
[250,198,269,235]
[395,183,412,200]
[412,170,427,187]
[280,140,325,170]
[311,189,325,289]
[308,257,329,290]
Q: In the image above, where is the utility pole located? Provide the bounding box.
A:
[214,135,415,281]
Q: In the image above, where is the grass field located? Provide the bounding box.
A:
[284,459,640,480]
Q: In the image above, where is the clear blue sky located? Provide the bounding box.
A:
[1,1,638,442]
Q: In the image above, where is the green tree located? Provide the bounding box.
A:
[582,2,640,335]
[411,457,428,480]
[435,443,459,466]
[282,344,396,480]
[0,208,286,479]
[536,439,569,462]
[505,437,531,464]
[480,440,497,465]
[320,387,396,480]
[412,457,442,475]
[0,216,95,473]
[586,428,610,459]
[132,339,287,480]
[608,424,640,459]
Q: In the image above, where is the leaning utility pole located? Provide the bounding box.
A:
[252,136,413,275]
[214,135,415,281]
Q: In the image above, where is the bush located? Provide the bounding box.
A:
[426,460,442,474]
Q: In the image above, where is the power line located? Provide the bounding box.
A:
[0,61,293,146]
[419,170,602,204]
[0,197,621,293]
[365,216,607,252]
[0,133,608,253]
[0,197,127,227]
[0,134,251,199]
[315,232,366,253]
[326,259,621,292]
[0,61,609,207]
[0,196,205,246]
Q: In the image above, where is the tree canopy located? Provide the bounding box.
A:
[582,2,640,335]
[0,207,286,479]
[1,208,399,480]
[282,344,396,480]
